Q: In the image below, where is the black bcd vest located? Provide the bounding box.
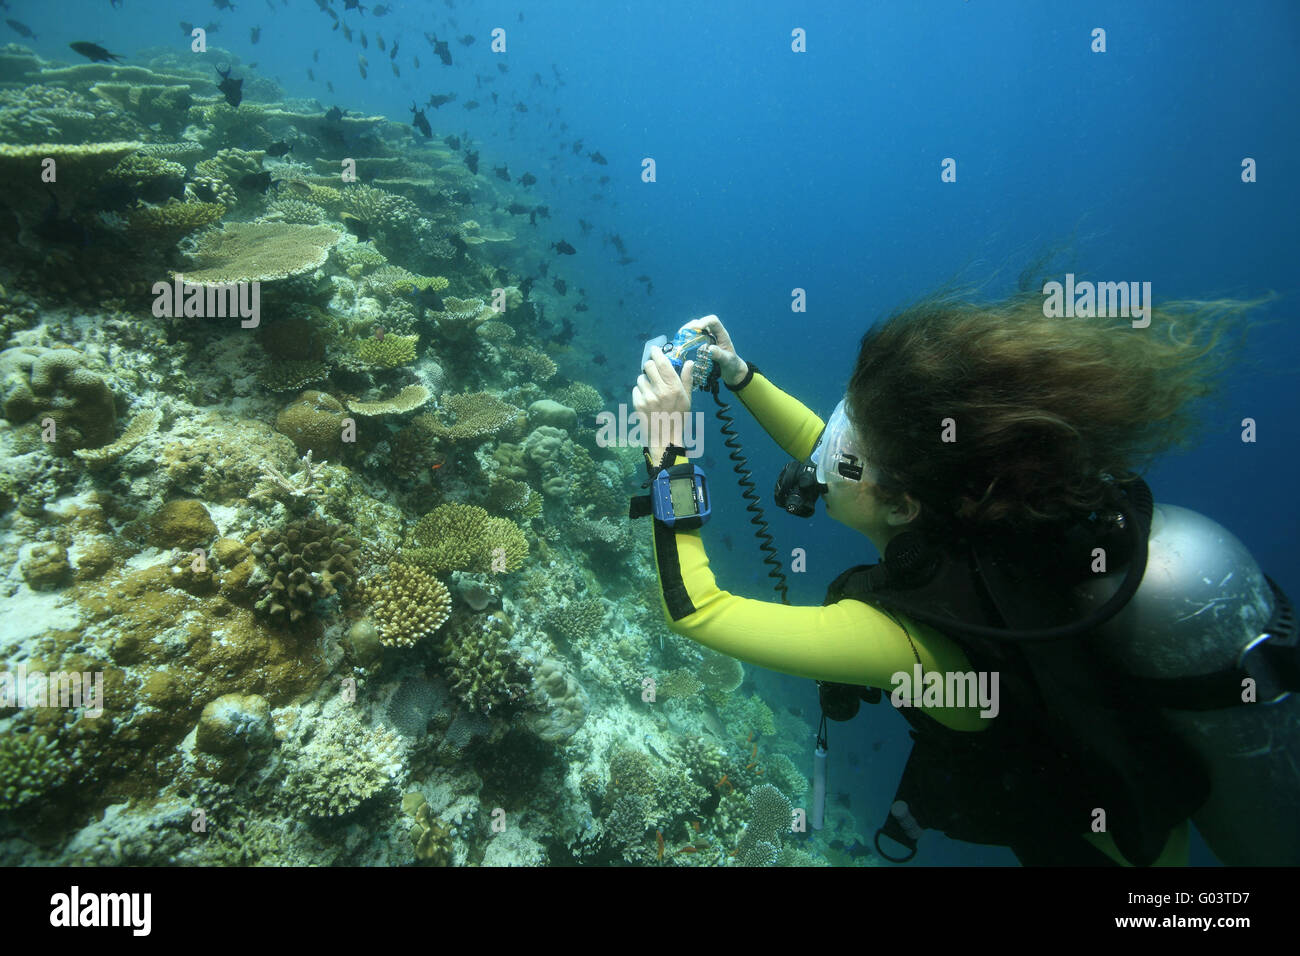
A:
[822,476,1212,866]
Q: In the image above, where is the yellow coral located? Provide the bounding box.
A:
[362,562,453,648]
[126,200,225,240]
[355,333,418,367]
[405,503,529,574]
[426,391,521,441]
[177,222,342,285]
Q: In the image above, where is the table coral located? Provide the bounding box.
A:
[404,502,529,574]
[176,222,342,285]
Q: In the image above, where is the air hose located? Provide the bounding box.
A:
[708,378,790,605]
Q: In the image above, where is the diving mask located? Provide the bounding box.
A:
[812,399,877,485]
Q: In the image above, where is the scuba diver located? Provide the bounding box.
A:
[630,294,1298,867]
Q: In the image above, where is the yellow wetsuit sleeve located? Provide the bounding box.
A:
[730,370,825,460]
[648,457,985,732]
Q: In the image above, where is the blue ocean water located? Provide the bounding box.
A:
[2,0,1296,867]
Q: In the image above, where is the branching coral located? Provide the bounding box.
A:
[360,562,453,648]
[0,730,72,811]
[354,333,418,368]
[438,611,532,714]
[404,503,529,574]
[73,407,160,467]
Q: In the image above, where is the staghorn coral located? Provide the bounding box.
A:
[360,562,453,648]
[177,222,342,285]
[252,449,326,511]
[439,611,532,714]
[73,407,161,467]
[763,753,809,798]
[250,515,361,624]
[404,503,529,574]
[425,391,521,443]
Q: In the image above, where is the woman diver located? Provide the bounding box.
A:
[631,292,1297,867]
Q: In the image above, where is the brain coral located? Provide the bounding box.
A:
[0,345,116,453]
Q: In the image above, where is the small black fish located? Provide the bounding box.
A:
[606,233,626,254]
[391,62,401,77]
[409,103,431,138]
[578,219,592,235]
[372,3,390,15]
[721,535,734,552]
[457,34,474,45]
[574,302,589,313]
[490,92,498,105]
[414,55,420,67]
[618,256,636,266]
[180,21,194,34]
[635,274,650,283]
[360,30,367,48]
[872,740,883,752]
[205,21,221,34]
[427,93,456,108]
[340,212,369,240]
[212,0,235,10]
[463,99,479,110]
[376,34,385,51]
[390,40,398,59]
[343,0,366,13]
[463,149,478,174]
[444,134,460,151]
[591,351,606,365]
[69,42,123,62]
[519,172,536,187]
[215,65,243,107]
[426,34,451,65]
[590,151,607,165]
[646,283,654,296]
[571,140,583,155]
[239,170,273,192]
[555,318,574,345]
[493,165,510,182]
[6,19,36,38]
[266,140,293,157]
[307,67,315,81]
[599,175,610,186]
[313,48,319,62]
[553,278,567,295]
[357,54,367,78]
[505,203,529,215]
[551,240,575,255]
[342,24,351,41]
[325,105,343,122]
[497,62,508,74]
[532,205,550,219]
[514,102,528,113]
[326,80,334,92]
[250,26,260,44]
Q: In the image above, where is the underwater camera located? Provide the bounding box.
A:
[774,460,826,518]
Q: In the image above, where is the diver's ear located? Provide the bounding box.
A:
[886,493,922,528]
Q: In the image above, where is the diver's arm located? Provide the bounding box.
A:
[649,488,985,732]
[729,369,825,461]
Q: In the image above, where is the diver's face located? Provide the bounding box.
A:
[824,472,919,553]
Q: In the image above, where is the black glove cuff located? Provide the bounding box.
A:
[726,363,758,392]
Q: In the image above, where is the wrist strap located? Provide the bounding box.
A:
[726,363,758,392]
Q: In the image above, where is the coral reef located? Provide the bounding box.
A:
[249,515,361,624]
[404,503,529,574]
[360,562,453,648]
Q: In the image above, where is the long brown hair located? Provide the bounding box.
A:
[847,277,1262,530]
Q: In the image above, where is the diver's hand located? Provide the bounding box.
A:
[633,349,693,465]
[682,314,748,387]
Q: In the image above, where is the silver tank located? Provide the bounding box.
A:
[1075,503,1300,864]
